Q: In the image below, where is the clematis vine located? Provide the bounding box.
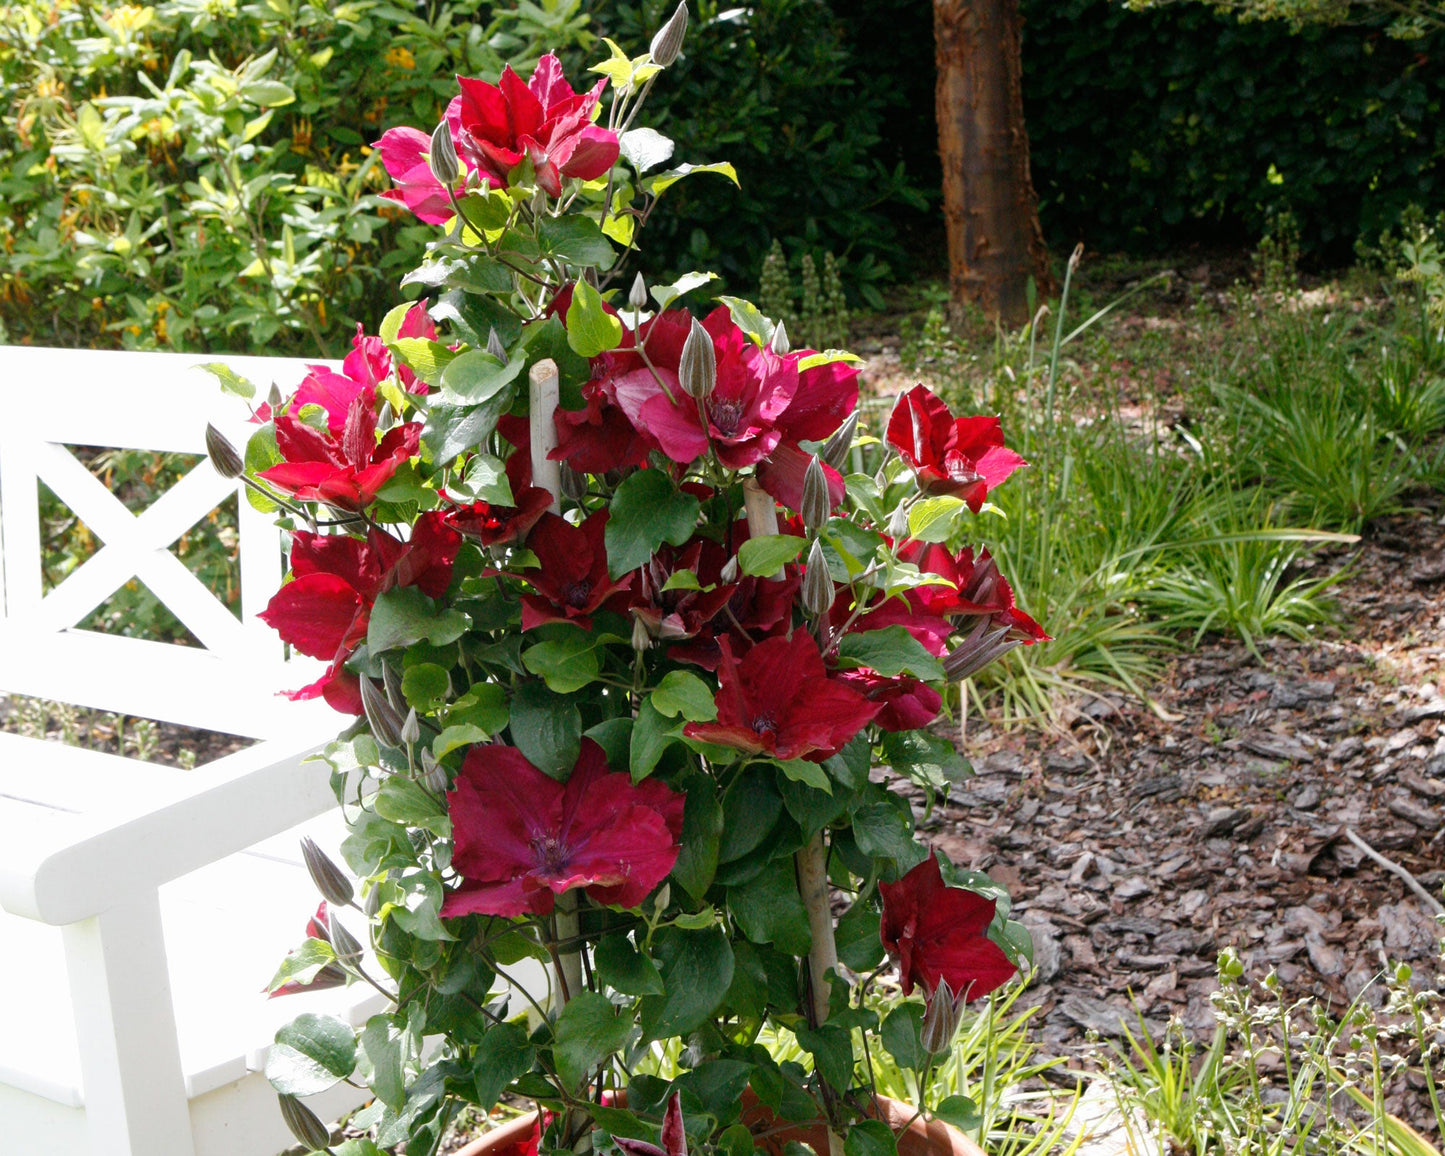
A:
[887,383,1027,510]
[442,739,684,918]
[878,854,1017,1001]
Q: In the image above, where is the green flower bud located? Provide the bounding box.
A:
[679,316,716,400]
[629,272,649,312]
[486,326,508,363]
[204,424,243,480]
[400,707,421,746]
[770,319,790,356]
[820,411,858,471]
[800,454,830,531]
[360,676,405,749]
[428,120,459,188]
[328,916,364,966]
[300,837,353,908]
[650,1,689,67]
[920,979,964,1054]
[802,539,834,617]
[278,1093,333,1153]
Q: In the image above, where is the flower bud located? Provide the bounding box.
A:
[631,614,653,652]
[419,749,448,794]
[800,454,831,531]
[300,837,354,908]
[328,916,364,966]
[653,883,671,914]
[719,555,740,584]
[381,663,406,713]
[204,424,244,479]
[650,1,689,67]
[887,499,910,540]
[428,119,460,188]
[629,272,649,312]
[268,381,283,409]
[802,539,835,617]
[920,979,965,1054]
[377,400,395,432]
[360,676,405,749]
[941,618,1018,682]
[560,462,588,501]
[770,319,790,356]
[400,707,421,746]
[679,316,716,400]
[820,411,859,472]
[486,326,508,363]
[279,1093,333,1153]
[363,884,381,918]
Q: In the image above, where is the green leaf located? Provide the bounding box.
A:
[595,933,665,996]
[458,190,512,234]
[243,425,282,512]
[539,215,618,269]
[660,569,703,592]
[650,271,717,312]
[639,925,734,1042]
[198,362,255,399]
[880,731,971,787]
[239,79,294,107]
[555,992,632,1090]
[565,279,623,358]
[433,723,487,760]
[522,629,601,693]
[359,1016,406,1110]
[794,1022,853,1092]
[267,1013,357,1096]
[368,587,471,653]
[474,1022,534,1110]
[728,859,812,955]
[908,496,966,544]
[509,681,581,779]
[644,161,739,197]
[401,663,450,710]
[378,301,413,344]
[776,758,832,794]
[836,626,944,680]
[718,768,782,864]
[796,350,863,373]
[934,1095,982,1132]
[266,936,336,993]
[851,799,921,864]
[619,127,675,173]
[606,471,702,579]
[737,534,806,577]
[449,683,509,736]
[450,452,514,505]
[422,392,514,464]
[844,1119,899,1156]
[391,338,457,388]
[716,296,775,346]
[375,777,447,828]
[880,1003,926,1072]
[671,774,722,902]
[630,696,682,781]
[440,348,526,405]
[651,671,717,721]
[835,900,885,971]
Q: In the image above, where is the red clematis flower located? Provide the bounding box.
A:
[631,538,738,643]
[258,514,461,713]
[442,739,685,918]
[374,119,469,225]
[455,54,620,198]
[878,855,1017,1000]
[261,391,421,512]
[610,307,801,470]
[444,444,554,548]
[342,303,436,395]
[519,511,633,630]
[898,540,1049,644]
[684,631,881,762]
[886,384,1027,511]
[836,670,943,732]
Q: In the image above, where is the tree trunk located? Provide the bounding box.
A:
[934,0,1055,326]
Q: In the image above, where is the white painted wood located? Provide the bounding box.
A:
[63,893,197,1156]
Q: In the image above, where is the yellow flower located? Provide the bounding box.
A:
[383,45,416,70]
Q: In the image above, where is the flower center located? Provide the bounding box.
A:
[532,835,570,874]
[708,398,744,437]
[751,712,777,737]
[564,579,593,608]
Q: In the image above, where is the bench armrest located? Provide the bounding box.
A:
[0,736,344,925]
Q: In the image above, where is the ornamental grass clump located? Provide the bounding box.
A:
[210,16,1050,1156]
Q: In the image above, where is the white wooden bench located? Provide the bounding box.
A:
[0,346,384,1156]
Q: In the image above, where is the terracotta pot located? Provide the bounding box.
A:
[453,1093,987,1156]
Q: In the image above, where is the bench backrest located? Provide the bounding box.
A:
[0,346,330,739]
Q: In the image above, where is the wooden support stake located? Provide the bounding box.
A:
[529,359,562,516]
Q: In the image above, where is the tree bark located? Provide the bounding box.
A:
[934,0,1055,326]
